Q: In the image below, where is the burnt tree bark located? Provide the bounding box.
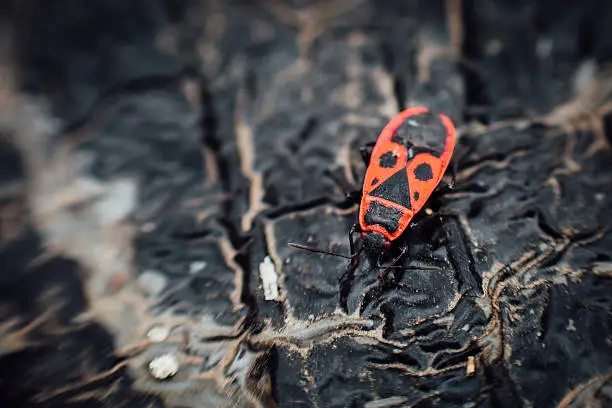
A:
[1,1,612,407]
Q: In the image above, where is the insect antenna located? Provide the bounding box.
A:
[287,243,355,260]
[379,264,441,270]
[289,243,440,271]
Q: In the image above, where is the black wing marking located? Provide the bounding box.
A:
[369,169,412,209]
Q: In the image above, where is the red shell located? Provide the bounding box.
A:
[359,106,456,241]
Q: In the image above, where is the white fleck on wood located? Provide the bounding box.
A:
[259,256,280,301]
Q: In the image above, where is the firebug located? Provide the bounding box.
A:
[289,106,457,286]
[357,106,456,252]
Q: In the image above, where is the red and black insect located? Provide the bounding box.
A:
[289,106,457,283]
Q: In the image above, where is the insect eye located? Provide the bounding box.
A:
[384,241,391,249]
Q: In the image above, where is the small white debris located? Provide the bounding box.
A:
[141,222,156,233]
[149,354,179,380]
[189,261,207,274]
[137,270,167,298]
[536,37,553,59]
[593,262,612,275]
[95,178,137,224]
[567,319,576,332]
[486,39,503,55]
[259,256,279,301]
[147,325,170,342]
[364,397,409,408]
[572,59,597,95]
[462,324,470,332]
[466,356,476,376]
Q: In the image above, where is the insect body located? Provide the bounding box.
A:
[359,106,456,252]
[289,106,457,285]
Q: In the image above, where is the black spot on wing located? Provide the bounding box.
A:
[413,191,419,201]
[371,177,379,186]
[369,169,412,209]
[379,151,398,168]
[364,201,402,234]
[414,163,433,181]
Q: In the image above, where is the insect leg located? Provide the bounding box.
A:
[339,256,360,313]
[380,242,409,269]
[377,241,410,282]
[409,206,459,246]
[359,142,376,166]
[323,169,362,202]
[426,210,461,246]
[433,165,457,195]
[448,159,457,189]
[339,223,361,283]
[339,223,362,313]
[348,223,361,256]
[435,209,460,219]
